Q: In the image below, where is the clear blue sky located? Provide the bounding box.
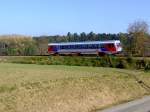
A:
[0,0,149,36]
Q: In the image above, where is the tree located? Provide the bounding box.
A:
[80,32,87,41]
[118,33,129,53]
[87,32,96,41]
[127,20,149,56]
[0,35,37,56]
[73,33,79,42]
[67,32,72,42]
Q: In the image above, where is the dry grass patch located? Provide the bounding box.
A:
[0,63,149,112]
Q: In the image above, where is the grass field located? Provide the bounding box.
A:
[0,63,149,112]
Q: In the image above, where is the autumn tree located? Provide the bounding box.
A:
[0,35,37,56]
[127,20,149,56]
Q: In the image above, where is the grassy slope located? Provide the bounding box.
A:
[0,63,149,112]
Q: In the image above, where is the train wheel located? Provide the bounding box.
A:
[54,52,59,56]
[98,52,106,56]
[76,53,81,56]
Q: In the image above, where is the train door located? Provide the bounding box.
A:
[104,43,116,53]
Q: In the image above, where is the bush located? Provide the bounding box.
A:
[116,60,129,69]
[6,56,150,71]
[0,36,37,56]
[126,56,133,64]
[144,62,150,72]
[136,59,146,69]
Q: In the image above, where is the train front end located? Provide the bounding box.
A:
[115,40,123,53]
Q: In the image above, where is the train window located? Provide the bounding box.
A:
[72,45,76,49]
[77,45,81,49]
[98,44,101,48]
[69,45,71,49]
[70,45,73,49]
[65,45,69,49]
[79,45,82,49]
[87,45,89,49]
[83,45,88,49]
[66,45,69,49]
[91,44,95,49]
[62,46,65,49]
[80,44,85,49]
[67,45,71,49]
[57,45,60,49]
[100,44,105,48]
[87,44,92,49]
[60,45,74,49]
[97,44,100,48]
[74,45,77,49]
[94,44,96,49]
[93,44,99,49]
[64,45,66,49]
[81,45,84,49]
[87,44,96,49]
[82,45,87,49]
[60,44,101,49]
[93,44,96,49]
[60,46,63,49]
[76,45,84,49]
[116,43,121,47]
[86,45,88,49]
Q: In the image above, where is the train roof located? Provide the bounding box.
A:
[48,40,121,46]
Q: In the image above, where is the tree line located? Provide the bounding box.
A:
[0,35,37,56]
[0,20,149,56]
[33,32,129,55]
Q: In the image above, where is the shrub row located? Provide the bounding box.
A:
[8,56,150,71]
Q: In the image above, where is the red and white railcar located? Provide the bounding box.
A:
[48,40,122,55]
